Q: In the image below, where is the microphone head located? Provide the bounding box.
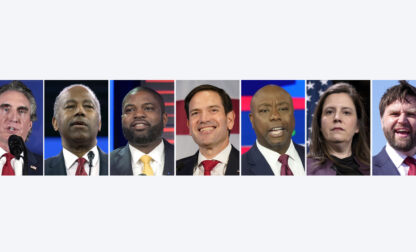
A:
[8,135,25,160]
[87,151,95,160]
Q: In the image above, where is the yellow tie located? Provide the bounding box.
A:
[140,155,154,176]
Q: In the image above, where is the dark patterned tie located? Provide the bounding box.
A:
[278,154,293,176]
[75,157,88,176]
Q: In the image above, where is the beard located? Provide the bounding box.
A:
[384,128,416,152]
[122,120,164,146]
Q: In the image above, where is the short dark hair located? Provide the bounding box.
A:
[379,80,416,117]
[0,80,37,121]
[184,84,233,119]
[122,86,165,114]
[308,83,370,167]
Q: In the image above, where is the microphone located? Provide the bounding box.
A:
[87,151,95,176]
[8,135,28,175]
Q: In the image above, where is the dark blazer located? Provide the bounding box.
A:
[45,147,108,175]
[307,157,370,175]
[242,142,305,175]
[373,146,400,176]
[26,149,43,175]
[176,145,240,175]
[110,139,174,175]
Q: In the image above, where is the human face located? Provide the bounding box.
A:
[187,90,234,152]
[249,85,295,153]
[52,86,101,148]
[0,90,33,150]
[122,90,167,147]
[320,93,359,148]
[381,96,416,154]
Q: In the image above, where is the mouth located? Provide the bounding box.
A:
[198,125,216,134]
[131,120,150,130]
[6,126,19,134]
[268,127,286,137]
[394,128,410,137]
[70,121,88,128]
[331,127,344,131]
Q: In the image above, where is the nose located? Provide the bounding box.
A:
[200,110,209,122]
[133,108,146,119]
[398,112,408,124]
[270,107,281,121]
[74,104,86,116]
[7,109,19,122]
[333,110,342,122]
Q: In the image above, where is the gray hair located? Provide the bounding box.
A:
[0,80,37,121]
[53,84,101,121]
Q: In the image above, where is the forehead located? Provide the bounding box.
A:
[323,93,355,108]
[253,86,292,106]
[0,90,30,106]
[125,91,160,107]
[62,86,94,101]
[189,90,223,109]
[385,97,416,111]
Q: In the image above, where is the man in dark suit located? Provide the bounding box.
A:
[111,87,174,175]
[242,85,305,175]
[0,81,42,175]
[45,84,108,175]
[373,81,416,176]
[176,84,239,176]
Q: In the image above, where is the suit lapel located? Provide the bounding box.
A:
[163,139,174,175]
[225,145,239,175]
[98,147,108,175]
[248,144,274,175]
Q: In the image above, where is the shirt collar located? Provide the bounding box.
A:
[256,139,297,164]
[63,146,99,170]
[129,140,165,165]
[197,142,232,166]
[385,142,416,168]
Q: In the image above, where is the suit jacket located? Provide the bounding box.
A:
[45,147,108,175]
[373,146,400,176]
[242,142,305,175]
[25,149,43,175]
[307,157,370,175]
[176,145,240,175]
[110,139,174,175]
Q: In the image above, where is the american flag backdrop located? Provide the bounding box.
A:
[306,80,332,151]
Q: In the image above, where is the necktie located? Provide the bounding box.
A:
[278,154,293,176]
[404,156,416,176]
[140,155,154,176]
[1,153,15,176]
[201,160,220,176]
[75,157,88,176]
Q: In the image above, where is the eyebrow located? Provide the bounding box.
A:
[258,102,290,107]
[0,103,11,108]
[324,106,353,110]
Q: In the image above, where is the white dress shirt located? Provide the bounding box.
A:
[63,146,100,176]
[256,140,305,176]
[0,147,23,176]
[129,140,165,176]
[193,143,232,176]
[385,142,414,176]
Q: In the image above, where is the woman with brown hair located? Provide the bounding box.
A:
[307,83,370,175]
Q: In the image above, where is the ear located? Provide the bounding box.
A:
[226,111,235,131]
[98,119,102,132]
[52,117,58,131]
[162,112,168,128]
[355,122,359,133]
[186,120,191,136]
[249,112,253,126]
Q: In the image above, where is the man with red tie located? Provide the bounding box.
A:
[0,81,43,176]
[176,84,239,176]
[45,84,108,176]
[373,81,416,176]
[242,85,305,176]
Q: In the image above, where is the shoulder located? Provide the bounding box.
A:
[307,157,333,175]
[163,139,174,150]
[176,152,198,175]
[372,146,388,166]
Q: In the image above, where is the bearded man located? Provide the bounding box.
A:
[110,87,174,175]
[373,80,416,175]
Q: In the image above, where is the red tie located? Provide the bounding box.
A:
[75,157,88,176]
[404,156,416,176]
[279,154,293,176]
[1,153,15,176]
[201,160,220,176]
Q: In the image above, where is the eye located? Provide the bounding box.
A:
[18,108,28,114]
[190,111,199,117]
[343,111,352,115]
[144,105,155,111]
[279,107,289,112]
[64,105,75,109]
[84,104,94,109]
[324,110,333,115]
[124,107,135,114]
[259,108,269,113]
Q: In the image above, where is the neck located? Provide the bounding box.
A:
[327,142,352,159]
[131,138,162,154]
[0,142,9,153]
[62,139,96,158]
[200,139,229,159]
